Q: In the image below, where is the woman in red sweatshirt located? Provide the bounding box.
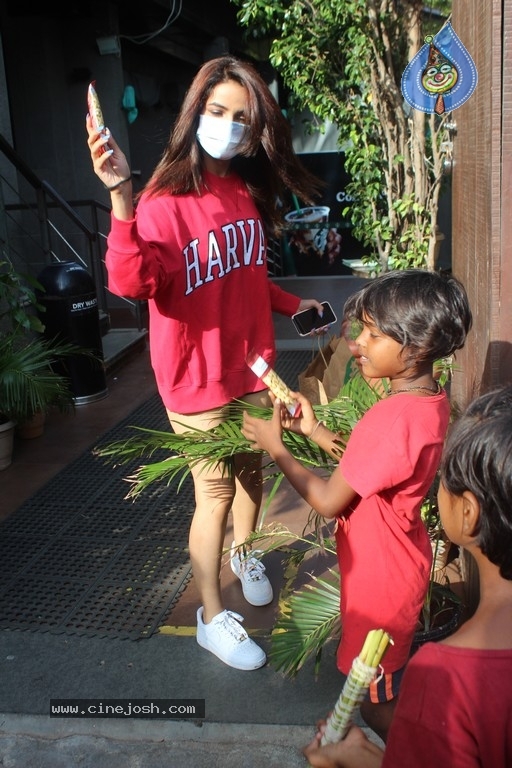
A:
[86,55,326,670]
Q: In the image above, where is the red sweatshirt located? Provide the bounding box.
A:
[105,170,300,413]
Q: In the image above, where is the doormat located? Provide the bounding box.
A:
[0,394,194,641]
[0,350,313,641]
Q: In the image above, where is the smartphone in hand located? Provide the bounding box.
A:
[292,302,337,337]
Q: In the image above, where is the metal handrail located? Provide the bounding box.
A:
[0,133,145,331]
[0,133,41,188]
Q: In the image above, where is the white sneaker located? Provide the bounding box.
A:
[196,607,266,670]
[230,541,274,606]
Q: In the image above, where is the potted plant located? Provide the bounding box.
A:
[0,255,85,466]
[410,486,464,650]
[1,256,45,465]
[0,333,76,424]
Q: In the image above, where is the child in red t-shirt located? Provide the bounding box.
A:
[303,384,512,768]
[242,269,472,741]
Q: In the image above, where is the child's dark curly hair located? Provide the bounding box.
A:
[346,269,473,365]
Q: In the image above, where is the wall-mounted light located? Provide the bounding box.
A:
[96,36,121,56]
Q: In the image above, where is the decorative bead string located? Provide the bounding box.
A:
[387,382,441,396]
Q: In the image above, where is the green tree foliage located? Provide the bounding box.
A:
[234,0,453,271]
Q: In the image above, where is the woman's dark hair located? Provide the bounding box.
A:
[346,269,472,363]
[143,55,322,235]
[440,386,512,580]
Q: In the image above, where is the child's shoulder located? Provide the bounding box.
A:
[360,392,449,434]
[366,391,446,415]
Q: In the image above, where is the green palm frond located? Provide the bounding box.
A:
[0,335,81,421]
[97,418,260,497]
[230,523,336,563]
[95,372,381,499]
[270,568,341,677]
[236,525,340,678]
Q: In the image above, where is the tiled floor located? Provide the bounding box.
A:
[0,345,333,631]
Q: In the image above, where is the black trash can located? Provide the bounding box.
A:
[37,261,108,405]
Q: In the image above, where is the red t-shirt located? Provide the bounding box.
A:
[105,171,300,414]
[384,642,512,767]
[336,392,450,673]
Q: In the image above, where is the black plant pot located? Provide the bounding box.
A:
[410,602,463,655]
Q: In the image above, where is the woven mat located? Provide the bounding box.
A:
[0,394,194,640]
[0,351,312,641]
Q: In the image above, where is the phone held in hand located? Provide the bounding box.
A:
[292,302,337,337]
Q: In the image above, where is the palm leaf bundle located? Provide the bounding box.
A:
[320,629,393,746]
[93,371,387,680]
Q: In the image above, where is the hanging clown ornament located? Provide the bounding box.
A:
[421,43,458,115]
[401,22,477,114]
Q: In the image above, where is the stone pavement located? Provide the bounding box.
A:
[0,629,381,767]
[0,716,323,767]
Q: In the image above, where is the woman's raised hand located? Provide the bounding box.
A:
[86,114,131,190]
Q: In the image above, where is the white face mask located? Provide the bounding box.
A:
[196,114,247,160]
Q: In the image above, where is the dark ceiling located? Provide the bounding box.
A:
[115,0,250,68]
[3,0,251,66]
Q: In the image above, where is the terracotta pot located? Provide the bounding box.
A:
[0,419,16,470]
[16,411,46,439]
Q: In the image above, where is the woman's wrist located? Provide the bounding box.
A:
[105,175,132,191]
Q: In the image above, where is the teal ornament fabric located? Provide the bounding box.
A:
[122,85,138,124]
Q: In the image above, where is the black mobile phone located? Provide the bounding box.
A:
[292,301,337,337]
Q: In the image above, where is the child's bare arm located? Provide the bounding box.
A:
[242,401,357,519]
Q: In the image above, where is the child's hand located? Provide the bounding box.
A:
[279,391,317,437]
[242,392,318,455]
[302,725,383,768]
[242,399,284,455]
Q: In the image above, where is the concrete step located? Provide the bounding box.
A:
[101,328,148,374]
